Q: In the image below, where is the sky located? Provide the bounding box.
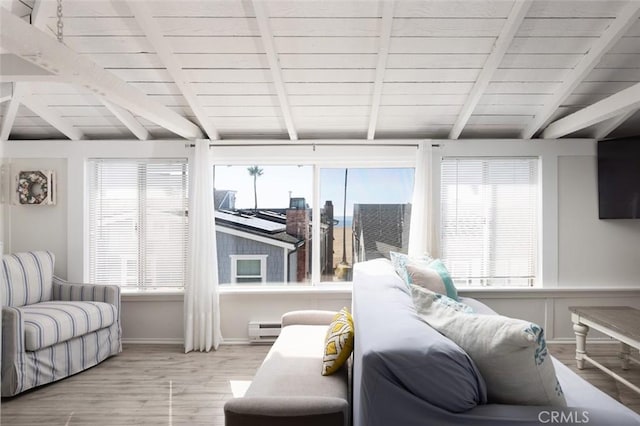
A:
[214,165,415,216]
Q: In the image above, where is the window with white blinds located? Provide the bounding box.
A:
[88,159,188,288]
[440,157,538,287]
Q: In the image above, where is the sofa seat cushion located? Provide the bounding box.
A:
[20,301,117,351]
[246,324,349,400]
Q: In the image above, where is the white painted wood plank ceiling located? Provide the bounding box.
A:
[1,0,639,141]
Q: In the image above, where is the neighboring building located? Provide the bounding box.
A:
[214,197,332,284]
[352,204,412,263]
[215,210,304,284]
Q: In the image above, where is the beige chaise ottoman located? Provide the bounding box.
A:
[224,310,350,426]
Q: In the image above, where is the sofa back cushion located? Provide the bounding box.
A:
[411,285,567,407]
[1,251,55,307]
[352,259,487,420]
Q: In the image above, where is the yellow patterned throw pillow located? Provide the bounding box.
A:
[322,308,354,376]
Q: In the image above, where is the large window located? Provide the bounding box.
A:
[88,159,188,288]
[88,157,416,288]
[320,168,415,281]
[213,165,415,284]
[440,158,538,287]
[213,165,313,285]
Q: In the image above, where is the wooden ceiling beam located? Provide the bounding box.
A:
[101,98,151,141]
[30,0,56,31]
[126,1,219,140]
[0,52,62,83]
[593,110,636,139]
[32,0,151,141]
[0,2,50,140]
[13,1,88,141]
[0,8,204,140]
[367,1,394,141]
[542,82,640,139]
[0,82,12,103]
[448,0,532,139]
[522,2,640,139]
[0,75,65,83]
[252,0,298,141]
[21,93,85,140]
[0,82,24,140]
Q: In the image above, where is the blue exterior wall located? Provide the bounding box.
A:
[216,231,286,284]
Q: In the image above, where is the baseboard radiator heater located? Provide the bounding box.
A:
[248,321,281,343]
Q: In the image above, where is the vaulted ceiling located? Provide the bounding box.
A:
[1,0,640,141]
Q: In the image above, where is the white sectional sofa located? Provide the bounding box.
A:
[352,259,640,426]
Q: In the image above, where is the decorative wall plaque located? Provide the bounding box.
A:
[17,170,56,205]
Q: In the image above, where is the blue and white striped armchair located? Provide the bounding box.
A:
[1,251,121,396]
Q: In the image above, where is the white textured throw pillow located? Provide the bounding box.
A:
[411,285,566,406]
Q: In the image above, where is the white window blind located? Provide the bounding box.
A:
[88,159,188,288]
[440,158,538,287]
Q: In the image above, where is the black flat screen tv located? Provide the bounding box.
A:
[597,137,640,219]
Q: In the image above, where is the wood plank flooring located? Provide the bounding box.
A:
[549,343,640,416]
[1,343,639,425]
[1,344,270,426]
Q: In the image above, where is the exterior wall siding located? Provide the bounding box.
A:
[288,250,298,282]
[216,231,285,284]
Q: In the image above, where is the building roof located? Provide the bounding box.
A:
[215,210,303,247]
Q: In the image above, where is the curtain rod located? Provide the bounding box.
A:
[185,143,426,148]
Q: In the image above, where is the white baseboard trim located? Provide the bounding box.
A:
[123,337,258,345]
[123,338,183,345]
[221,338,252,345]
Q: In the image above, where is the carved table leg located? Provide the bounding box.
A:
[573,322,589,369]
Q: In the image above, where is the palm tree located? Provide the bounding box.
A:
[247,165,263,211]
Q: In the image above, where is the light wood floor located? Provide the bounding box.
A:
[549,343,640,415]
[1,344,270,426]
[2,343,639,425]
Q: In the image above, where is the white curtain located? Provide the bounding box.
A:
[184,140,222,352]
[408,143,433,257]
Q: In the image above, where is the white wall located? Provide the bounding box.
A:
[120,290,351,343]
[220,290,351,343]
[2,138,639,344]
[558,155,640,287]
[2,158,68,277]
[460,288,640,342]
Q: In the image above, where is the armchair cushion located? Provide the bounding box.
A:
[21,301,117,351]
[1,251,55,307]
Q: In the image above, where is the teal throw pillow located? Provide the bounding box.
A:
[406,258,458,301]
[389,251,432,286]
